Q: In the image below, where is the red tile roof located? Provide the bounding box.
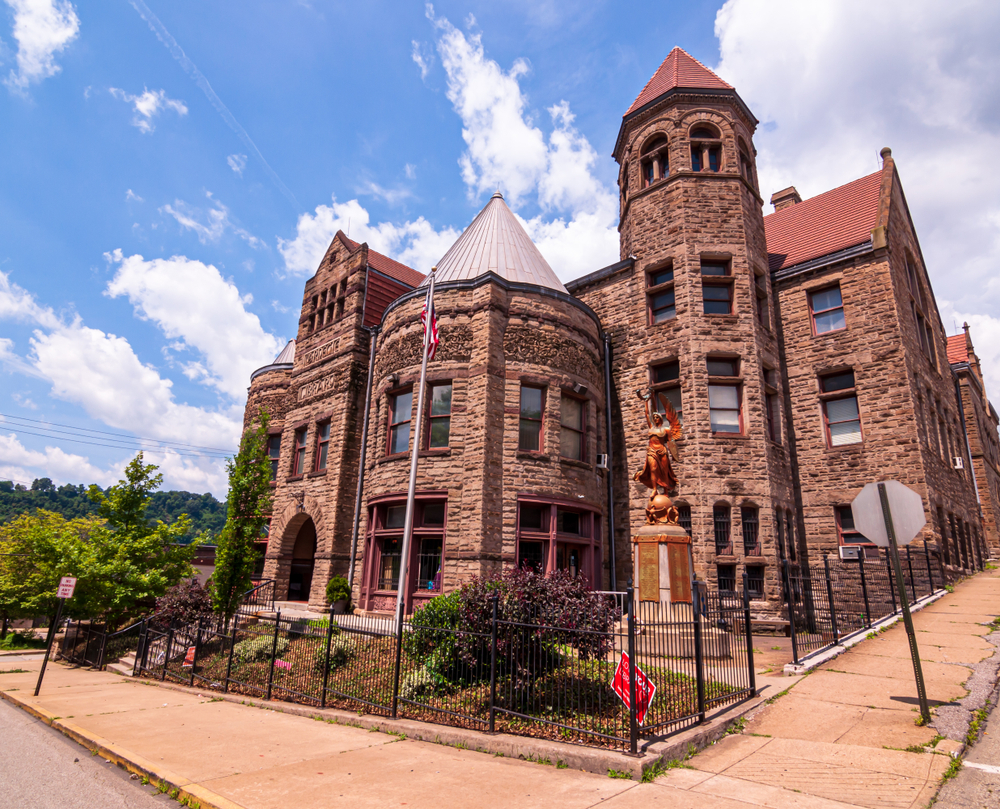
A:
[947,334,969,365]
[625,47,732,116]
[337,232,425,287]
[763,171,883,272]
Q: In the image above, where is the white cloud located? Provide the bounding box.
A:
[11,391,37,409]
[3,0,79,92]
[360,180,414,206]
[109,86,187,133]
[105,250,284,399]
[404,163,417,180]
[159,192,264,248]
[0,269,60,328]
[227,153,247,176]
[715,0,1000,318]
[278,196,460,278]
[125,188,143,203]
[0,431,117,487]
[411,40,433,80]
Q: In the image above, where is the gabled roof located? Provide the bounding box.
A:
[764,171,883,272]
[625,47,732,117]
[947,334,970,365]
[336,232,424,287]
[427,192,567,292]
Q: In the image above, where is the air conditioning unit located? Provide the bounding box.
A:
[954,456,964,470]
[596,454,608,469]
[839,545,861,561]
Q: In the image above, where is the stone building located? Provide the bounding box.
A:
[248,47,996,613]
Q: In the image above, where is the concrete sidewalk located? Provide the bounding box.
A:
[1,569,997,809]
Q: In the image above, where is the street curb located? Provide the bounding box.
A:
[782,589,949,676]
[0,687,239,809]
[2,662,780,784]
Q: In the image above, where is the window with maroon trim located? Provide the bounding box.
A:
[809,285,846,335]
[690,125,722,173]
[835,505,878,558]
[741,505,760,556]
[707,356,742,434]
[764,368,781,443]
[560,394,586,461]
[746,565,764,599]
[292,428,307,476]
[640,136,669,188]
[515,500,600,585]
[267,434,281,481]
[647,265,675,324]
[519,385,544,451]
[314,421,330,472]
[651,360,682,424]
[369,500,446,593]
[820,370,862,447]
[701,260,733,315]
[427,383,452,449]
[388,388,413,455]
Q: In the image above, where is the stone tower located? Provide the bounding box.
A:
[572,48,796,599]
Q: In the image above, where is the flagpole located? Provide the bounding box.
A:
[394,268,435,633]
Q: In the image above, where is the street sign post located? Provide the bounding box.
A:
[34,576,77,697]
[851,481,930,723]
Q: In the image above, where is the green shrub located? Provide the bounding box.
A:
[326,576,351,605]
[399,666,448,701]
[232,633,288,664]
[403,589,462,677]
[313,635,355,674]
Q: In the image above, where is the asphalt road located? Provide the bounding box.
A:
[0,694,171,809]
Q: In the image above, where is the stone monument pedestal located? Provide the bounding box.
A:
[632,522,691,604]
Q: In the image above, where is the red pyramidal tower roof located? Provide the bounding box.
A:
[625,47,732,116]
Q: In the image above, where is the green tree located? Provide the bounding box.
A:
[83,454,202,629]
[213,411,273,621]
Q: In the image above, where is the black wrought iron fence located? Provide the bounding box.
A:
[58,621,106,667]
[782,540,942,665]
[133,584,757,755]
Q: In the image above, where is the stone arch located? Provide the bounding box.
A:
[286,517,317,602]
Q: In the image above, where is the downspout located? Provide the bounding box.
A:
[348,323,379,595]
[603,333,617,591]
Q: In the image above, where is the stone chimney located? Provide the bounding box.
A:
[770,186,802,212]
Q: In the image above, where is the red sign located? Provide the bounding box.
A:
[181,647,196,668]
[57,576,76,599]
[612,652,656,725]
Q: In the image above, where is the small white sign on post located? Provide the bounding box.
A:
[57,576,77,599]
[851,481,926,547]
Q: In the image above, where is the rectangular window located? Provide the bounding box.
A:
[517,540,545,572]
[647,266,675,323]
[691,145,702,173]
[378,537,401,591]
[651,360,682,424]
[427,383,452,448]
[702,279,733,314]
[519,385,544,451]
[292,428,307,476]
[741,506,760,556]
[714,505,732,554]
[820,371,861,447]
[835,506,866,544]
[810,286,846,334]
[678,504,692,535]
[422,502,445,526]
[709,385,742,433]
[416,537,443,591]
[766,392,780,442]
[314,421,330,471]
[746,565,765,599]
[388,389,413,455]
[519,504,548,533]
[267,434,281,481]
[556,509,587,536]
[385,504,406,529]
[755,274,769,330]
[717,564,736,592]
[707,357,739,377]
[560,394,586,461]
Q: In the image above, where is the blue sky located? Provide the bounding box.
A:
[2,0,999,497]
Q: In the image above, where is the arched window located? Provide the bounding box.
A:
[639,136,669,188]
[738,138,755,187]
[690,124,722,173]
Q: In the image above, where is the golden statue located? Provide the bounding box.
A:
[633,389,682,525]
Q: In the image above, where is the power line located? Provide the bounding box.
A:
[2,427,232,460]
[0,413,236,454]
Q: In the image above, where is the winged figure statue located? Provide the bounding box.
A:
[633,389,683,525]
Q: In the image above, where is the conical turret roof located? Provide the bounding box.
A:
[625,47,732,116]
[427,192,566,293]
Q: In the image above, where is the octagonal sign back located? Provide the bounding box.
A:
[851,480,926,548]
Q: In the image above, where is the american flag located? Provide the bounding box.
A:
[421,298,439,360]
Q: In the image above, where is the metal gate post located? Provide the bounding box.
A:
[626,582,638,755]
[489,595,498,734]
[924,539,934,593]
[190,618,203,687]
[823,556,840,644]
[265,612,280,701]
[857,555,872,628]
[782,560,799,664]
[320,606,336,709]
[163,628,174,681]
[97,628,108,669]
[391,605,405,718]
[223,619,237,694]
[742,573,756,694]
[692,582,706,723]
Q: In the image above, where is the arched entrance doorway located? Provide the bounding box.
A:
[287,518,316,602]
